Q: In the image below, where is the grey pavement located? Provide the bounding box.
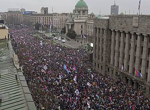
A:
[45,33,89,49]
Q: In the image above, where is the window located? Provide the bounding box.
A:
[140,59,142,66]
[146,72,148,82]
[148,36,150,42]
[135,45,137,53]
[128,65,129,71]
[134,57,136,63]
[82,11,85,15]
[129,44,131,51]
[135,35,138,40]
[147,61,149,68]
[98,64,100,69]
[141,47,143,55]
[141,35,144,41]
[112,70,113,75]
[148,48,150,56]
[130,34,132,39]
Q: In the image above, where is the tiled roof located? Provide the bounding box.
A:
[0,40,36,110]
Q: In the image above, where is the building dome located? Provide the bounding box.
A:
[75,0,88,8]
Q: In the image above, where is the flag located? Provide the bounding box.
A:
[87,82,91,87]
[135,68,142,77]
[45,85,48,92]
[138,71,142,77]
[132,104,136,110]
[109,96,112,102]
[73,75,77,83]
[109,87,113,92]
[43,65,47,70]
[49,18,52,29]
[135,68,139,77]
[83,34,86,39]
[40,17,44,26]
[81,34,83,38]
[138,0,141,10]
[121,65,124,72]
[67,68,71,74]
[63,64,71,74]
[72,65,76,71]
[63,64,67,70]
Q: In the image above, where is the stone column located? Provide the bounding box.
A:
[97,28,100,62]
[95,28,99,71]
[124,32,130,71]
[103,29,108,74]
[129,33,136,75]
[141,35,148,81]
[114,31,120,67]
[119,32,125,69]
[147,56,150,83]
[110,31,115,65]
[93,28,96,69]
[135,34,141,76]
[66,24,68,34]
[69,24,71,30]
[99,28,103,64]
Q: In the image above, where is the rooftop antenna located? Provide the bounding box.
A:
[114,1,116,5]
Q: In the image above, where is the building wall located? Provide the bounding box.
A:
[30,13,68,31]
[53,13,69,32]
[31,14,53,26]
[4,11,23,24]
[93,15,150,96]
[111,5,119,15]
[41,7,48,15]
[86,19,94,36]
[23,15,32,25]
[74,21,86,35]
[0,28,8,39]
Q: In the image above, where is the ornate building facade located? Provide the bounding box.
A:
[66,0,95,40]
[93,15,150,96]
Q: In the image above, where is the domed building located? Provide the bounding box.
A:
[66,0,95,42]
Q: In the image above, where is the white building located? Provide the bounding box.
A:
[66,0,95,39]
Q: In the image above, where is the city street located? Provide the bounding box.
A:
[45,33,88,49]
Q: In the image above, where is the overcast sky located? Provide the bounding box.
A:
[0,0,149,15]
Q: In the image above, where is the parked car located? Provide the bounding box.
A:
[53,37,58,40]
[62,39,66,43]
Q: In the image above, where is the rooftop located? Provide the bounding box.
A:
[0,40,36,110]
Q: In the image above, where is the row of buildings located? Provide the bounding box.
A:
[1,8,69,32]
[0,0,119,39]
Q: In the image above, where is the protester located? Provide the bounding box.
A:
[10,25,150,110]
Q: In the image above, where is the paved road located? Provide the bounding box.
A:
[45,34,85,48]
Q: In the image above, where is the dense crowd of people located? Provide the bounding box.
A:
[10,25,150,110]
